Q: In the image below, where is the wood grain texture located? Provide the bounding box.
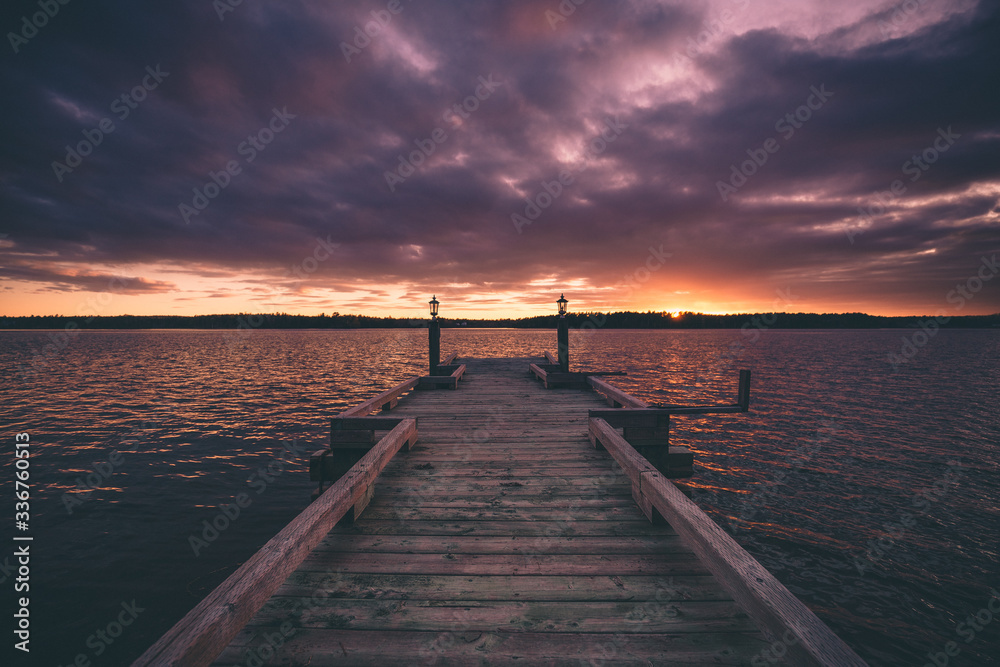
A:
[590,416,866,667]
[169,357,861,667]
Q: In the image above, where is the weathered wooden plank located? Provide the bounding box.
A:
[296,551,710,576]
[588,376,650,408]
[330,519,676,537]
[353,505,647,522]
[133,419,417,667]
[244,598,760,634]
[214,628,770,666]
[310,534,685,554]
[274,572,731,601]
[528,362,547,383]
[351,496,641,511]
[203,357,841,667]
[371,482,632,496]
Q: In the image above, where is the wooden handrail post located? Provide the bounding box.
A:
[429,320,440,375]
[557,318,569,372]
[738,369,751,411]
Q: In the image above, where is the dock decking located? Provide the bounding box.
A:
[137,355,866,666]
[213,357,767,665]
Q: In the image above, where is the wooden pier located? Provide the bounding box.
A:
[135,355,866,666]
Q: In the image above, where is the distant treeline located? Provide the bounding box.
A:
[2,311,998,330]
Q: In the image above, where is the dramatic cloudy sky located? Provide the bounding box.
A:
[2,0,998,318]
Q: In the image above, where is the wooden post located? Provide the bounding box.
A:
[738,369,751,411]
[557,318,569,372]
[429,320,440,376]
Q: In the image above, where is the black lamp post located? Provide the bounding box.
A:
[429,295,440,375]
[556,294,569,372]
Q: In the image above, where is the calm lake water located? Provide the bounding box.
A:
[1,328,998,666]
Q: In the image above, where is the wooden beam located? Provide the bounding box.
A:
[440,351,459,365]
[738,369,751,412]
[639,470,867,667]
[339,376,420,417]
[332,416,410,431]
[542,350,557,365]
[132,419,418,667]
[591,416,865,667]
[528,363,548,383]
[419,364,466,389]
[329,430,375,444]
[588,409,661,428]
[587,376,649,409]
[587,418,658,487]
[545,371,589,388]
[590,406,744,425]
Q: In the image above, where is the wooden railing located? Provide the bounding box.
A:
[588,376,649,408]
[132,419,418,667]
[589,370,750,413]
[340,375,421,416]
[418,363,466,389]
[134,354,462,666]
[588,418,867,667]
